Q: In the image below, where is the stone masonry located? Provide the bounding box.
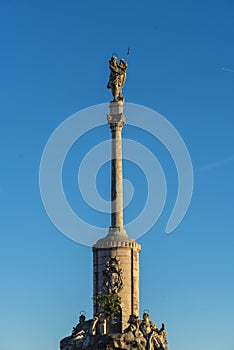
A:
[92,101,141,332]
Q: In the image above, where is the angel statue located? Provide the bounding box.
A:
[107,51,129,102]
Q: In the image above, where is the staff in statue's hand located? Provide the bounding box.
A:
[125,47,130,64]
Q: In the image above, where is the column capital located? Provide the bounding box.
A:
[107,102,126,129]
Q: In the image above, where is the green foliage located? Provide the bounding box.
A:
[94,292,121,320]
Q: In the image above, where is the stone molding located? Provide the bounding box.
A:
[93,239,141,251]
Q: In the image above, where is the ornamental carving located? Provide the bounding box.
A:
[103,257,123,294]
[60,312,168,350]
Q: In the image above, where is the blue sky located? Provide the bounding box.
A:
[1,1,234,349]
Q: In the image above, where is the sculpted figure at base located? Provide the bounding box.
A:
[107,56,128,102]
[123,314,147,349]
[111,313,168,350]
[60,314,98,350]
[139,312,168,350]
[60,312,168,350]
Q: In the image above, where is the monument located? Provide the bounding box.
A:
[60,56,168,350]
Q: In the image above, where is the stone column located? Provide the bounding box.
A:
[92,101,141,333]
[107,101,126,232]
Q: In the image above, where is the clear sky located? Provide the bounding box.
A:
[1,1,234,349]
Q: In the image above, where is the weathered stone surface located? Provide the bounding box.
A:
[60,313,168,350]
[93,245,141,332]
[107,102,126,229]
[61,331,164,350]
[92,101,142,333]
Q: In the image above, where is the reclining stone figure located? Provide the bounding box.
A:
[60,314,98,350]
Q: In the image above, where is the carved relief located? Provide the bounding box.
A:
[103,257,123,294]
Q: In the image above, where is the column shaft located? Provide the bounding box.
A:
[111,126,124,228]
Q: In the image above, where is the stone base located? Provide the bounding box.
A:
[91,334,144,350]
[61,331,168,350]
[62,333,146,350]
